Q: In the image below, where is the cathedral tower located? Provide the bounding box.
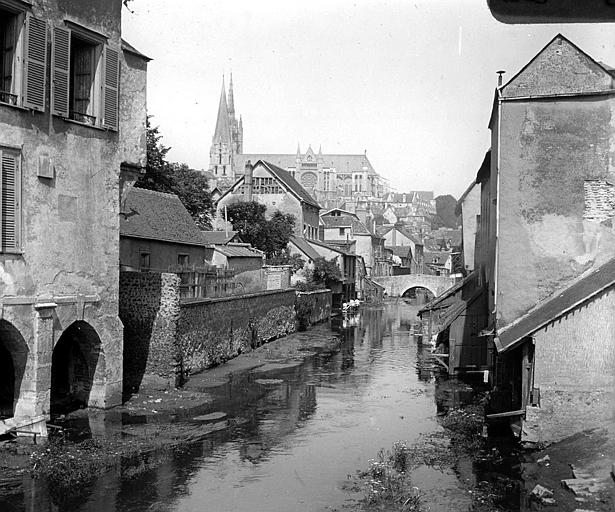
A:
[209,76,242,182]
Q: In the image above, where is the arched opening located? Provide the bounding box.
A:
[51,321,102,415]
[402,286,435,305]
[0,321,28,419]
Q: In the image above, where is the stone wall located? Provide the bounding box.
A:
[120,272,181,391]
[178,289,297,377]
[120,271,298,387]
[296,290,332,329]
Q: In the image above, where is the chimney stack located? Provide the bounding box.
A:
[497,70,506,87]
[245,160,254,201]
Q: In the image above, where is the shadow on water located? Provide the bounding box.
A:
[0,301,526,512]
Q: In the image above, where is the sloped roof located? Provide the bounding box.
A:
[309,238,356,256]
[201,230,239,245]
[120,188,205,246]
[455,180,478,216]
[236,152,378,176]
[259,161,320,208]
[495,257,615,353]
[121,39,152,61]
[376,225,423,246]
[439,289,484,331]
[419,270,477,314]
[388,245,412,258]
[321,214,371,235]
[290,236,321,261]
[215,244,263,258]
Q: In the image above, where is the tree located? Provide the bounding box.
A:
[136,119,214,229]
[431,194,459,229]
[310,257,342,286]
[225,201,296,258]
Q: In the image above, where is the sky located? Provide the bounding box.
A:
[122,0,615,199]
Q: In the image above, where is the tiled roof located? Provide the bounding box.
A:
[321,214,371,235]
[290,236,321,261]
[121,188,205,246]
[259,161,320,208]
[496,257,615,353]
[201,230,239,245]
[215,244,263,258]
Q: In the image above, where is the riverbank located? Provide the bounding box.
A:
[0,323,343,504]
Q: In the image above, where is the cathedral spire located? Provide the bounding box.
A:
[228,73,235,116]
[213,76,231,143]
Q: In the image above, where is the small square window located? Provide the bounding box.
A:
[178,253,189,266]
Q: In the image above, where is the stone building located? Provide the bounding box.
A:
[120,188,207,272]
[0,0,148,433]
[473,34,615,441]
[215,160,321,240]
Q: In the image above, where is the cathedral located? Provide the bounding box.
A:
[208,77,386,209]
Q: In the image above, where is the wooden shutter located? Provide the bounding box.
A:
[52,27,70,117]
[0,151,19,252]
[102,45,119,130]
[23,16,47,111]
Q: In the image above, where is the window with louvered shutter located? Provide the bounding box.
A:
[102,45,119,130]
[0,149,20,252]
[52,26,70,117]
[23,15,47,112]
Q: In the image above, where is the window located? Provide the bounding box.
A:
[52,23,119,130]
[177,253,189,266]
[0,7,46,111]
[0,147,21,253]
[139,251,150,271]
[339,227,345,236]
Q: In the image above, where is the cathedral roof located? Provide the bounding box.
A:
[212,79,231,143]
[259,161,320,209]
[236,152,379,176]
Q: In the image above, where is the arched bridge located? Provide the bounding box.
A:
[372,274,456,298]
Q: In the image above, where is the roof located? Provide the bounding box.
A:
[419,270,477,314]
[236,152,379,176]
[200,230,239,245]
[290,236,321,261]
[387,245,412,258]
[439,289,484,330]
[259,161,320,208]
[215,243,263,258]
[308,238,355,257]
[377,225,423,245]
[321,214,371,235]
[120,188,205,246]
[495,257,615,353]
[121,39,152,61]
[476,150,491,184]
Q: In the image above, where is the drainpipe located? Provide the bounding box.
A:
[494,74,504,322]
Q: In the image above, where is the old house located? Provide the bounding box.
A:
[479,35,615,441]
[0,0,147,433]
[320,208,390,276]
[215,160,321,240]
[120,188,207,272]
[377,224,424,272]
[209,243,263,273]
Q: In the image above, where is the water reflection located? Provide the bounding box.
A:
[1,302,464,512]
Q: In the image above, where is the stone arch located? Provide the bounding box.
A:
[0,320,28,419]
[402,285,437,304]
[51,321,105,415]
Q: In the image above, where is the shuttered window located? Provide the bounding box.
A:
[23,15,47,111]
[0,149,21,253]
[51,23,119,131]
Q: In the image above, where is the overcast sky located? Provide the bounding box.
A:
[122,0,615,198]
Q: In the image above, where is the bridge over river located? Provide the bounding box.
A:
[372,273,455,298]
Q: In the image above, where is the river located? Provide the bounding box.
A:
[1,301,484,512]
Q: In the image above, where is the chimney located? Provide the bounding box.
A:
[497,70,505,87]
[245,160,254,201]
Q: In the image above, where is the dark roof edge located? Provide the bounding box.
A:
[120,233,207,247]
